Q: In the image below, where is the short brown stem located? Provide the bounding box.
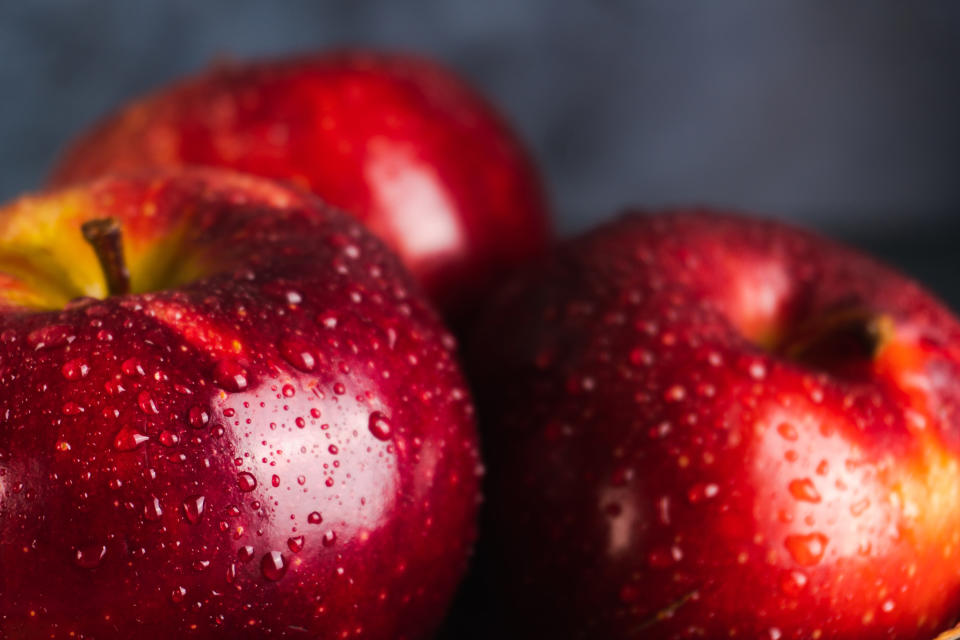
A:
[81,218,130,297]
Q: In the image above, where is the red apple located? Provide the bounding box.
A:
[48,50,552,316]
[469,211,960,638]
[0,169,480,639]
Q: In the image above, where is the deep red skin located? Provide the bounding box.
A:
[469,212,960,638]
[0,170,480,639]
[48,50,552,316]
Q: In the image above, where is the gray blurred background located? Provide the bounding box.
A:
[1,1,958,304]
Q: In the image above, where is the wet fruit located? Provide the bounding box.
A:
[469,211,960,638]
[0,169,480,639]
[49,50,552,316]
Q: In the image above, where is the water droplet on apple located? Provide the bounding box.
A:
[287,536,304,553]
[213,360,248,392]
[237,472,257,492]
[188,406,209,428]
[170,586,187,603]
[158,430,180,447]
[279,337,316,372]
[368,412,392,441]
[687,482,719,503]
[319,312,338,329]
[27,324,73,350]
[333,382,346,395]
[322,530,337,547]
[282,384,296,398]
[122,357,145,376]
[664,385,686,402]
[113,426,150,451]
[192,559,211,571]
[271,474,280,487]
[610,466,633,487]
[628,348,653,366]
[144,495,163,521]
[183,495,206,524]
[307,511,323,524]
[61,358,90,380]
[62,402,84,416]
[74,543,107,569]
[784,532,828,566]
[55,439,71,452]
[776,422,798,441]
[260,551,287,581]
[780,569,808,596]
[138,391,159,414]
[297,475,306,485]
[104,379,125,395]
[788,478,821,503]
[649,421,672,439]
[656,496,671,525]
[237,545,255,562]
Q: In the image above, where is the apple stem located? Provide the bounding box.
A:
[81,218,131,297]
[783,308,893,366]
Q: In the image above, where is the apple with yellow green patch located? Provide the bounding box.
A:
[0,169,480,639]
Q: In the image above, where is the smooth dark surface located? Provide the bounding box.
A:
[0,1,958,310]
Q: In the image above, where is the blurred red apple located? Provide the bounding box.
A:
[49,50,552,315]
[0,169,480,638]
[469,211,960,638]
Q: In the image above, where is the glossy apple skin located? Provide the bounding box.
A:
[0,169,481,639]
[49,51,552,315]
[469,211,960,639]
